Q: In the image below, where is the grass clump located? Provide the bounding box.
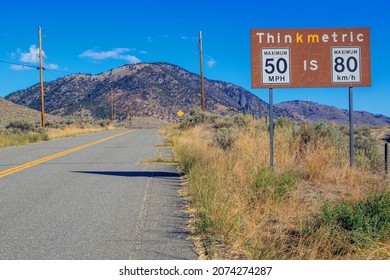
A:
[307,192,390,244]
[214,127,237,150]
[0,133,49,147]
[179,107,219,129]
[301,191,390,258]
[250,168,298,201]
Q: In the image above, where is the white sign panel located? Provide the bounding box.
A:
[261,48,291,85]
[331,47,361,84]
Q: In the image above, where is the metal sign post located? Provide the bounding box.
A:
[269,88,274,172]
[385,143,388,175]
[349,87,355,167]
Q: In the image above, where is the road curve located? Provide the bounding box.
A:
[0,129,197,260]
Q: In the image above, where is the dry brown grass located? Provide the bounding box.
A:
[0,124,117,148]
[47,125,114,139]
[165,117,390,260]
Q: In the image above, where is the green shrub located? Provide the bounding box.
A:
[250,168,297,201]
[214,127,236,149]
[5,120,37,134]
[306,192,390,249]
[274,117,292,128]
[354,135,382,169]
[213,117,235,129]
[295,122,347,148]
[179,107,218,129]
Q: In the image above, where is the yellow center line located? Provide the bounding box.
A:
[0,131,131,179]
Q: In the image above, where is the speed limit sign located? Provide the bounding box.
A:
[331,47,361,84]
[261,48,290,84]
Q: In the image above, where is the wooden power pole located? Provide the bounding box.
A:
[129,109,132,129]
[38,26,45,128]
[199,31,205,112]
[109,89,114,123]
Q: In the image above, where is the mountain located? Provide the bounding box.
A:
[276,100,390,127]
[5,63,389,127]
[5,62,293,123]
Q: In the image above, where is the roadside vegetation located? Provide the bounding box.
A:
[163,107,390,260]
[0,117,112,148]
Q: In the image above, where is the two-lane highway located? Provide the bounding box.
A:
[0,129,197,259]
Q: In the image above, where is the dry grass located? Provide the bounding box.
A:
[0,124,117,148]
[164,116,390,260]
[1,98,117,147]
[47,125,114,139]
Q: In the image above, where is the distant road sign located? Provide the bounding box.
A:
[251,27,371,88]
[177,110,184,117]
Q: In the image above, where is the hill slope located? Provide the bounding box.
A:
[0,97,60,128]
[275,100,390,126]
[5,62,293,122]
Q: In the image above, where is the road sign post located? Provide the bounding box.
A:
[269,88,274,172]
[349,87,354,167]
[385,143,388,175]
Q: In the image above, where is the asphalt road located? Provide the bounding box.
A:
[0,129,197,260]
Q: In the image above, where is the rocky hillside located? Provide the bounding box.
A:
[6,62,293,123]
[276,100,390,127]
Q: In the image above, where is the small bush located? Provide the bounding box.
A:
[295,122,347,150]
[306,192,390,249]
[213,117,235,129]
[274,117,292,128]
[250,168,298,201]
[214,127,236,149]
[354,135,382,169]
[5,120,36,134]
[179,107,218,129]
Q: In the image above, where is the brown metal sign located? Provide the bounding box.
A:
[251,27,371,88]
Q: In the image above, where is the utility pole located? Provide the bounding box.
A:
[109,89,114,123]
[129,109,132,129]
[38,26,45,128]
[199,31,205,111]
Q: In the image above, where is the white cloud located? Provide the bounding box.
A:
[20,45,41,63]
[10,64,32,71]
[139,50,148,54]
[45,63,59,70]
[10,45,59,71]
[79,48,141,63]
[79,48,128,60]
[206,58,216,68]
[181,35,197,40]
[121,55,141,64]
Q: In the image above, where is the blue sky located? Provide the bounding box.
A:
[1,0,389,117]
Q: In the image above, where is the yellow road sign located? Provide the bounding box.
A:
[177,110,184,117]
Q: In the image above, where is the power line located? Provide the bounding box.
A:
[45,69,60,79]
[0,59,39,70]
[0,59,71,74]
